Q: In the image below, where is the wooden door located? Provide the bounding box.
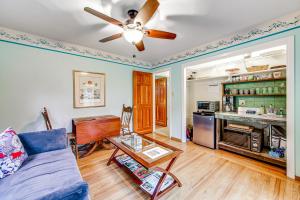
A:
[155,78,167,127]
[133,71,153,134]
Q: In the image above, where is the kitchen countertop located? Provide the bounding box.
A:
[215,112,286,126]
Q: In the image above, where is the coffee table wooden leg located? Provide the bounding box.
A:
[107,147,119,166]
[155,168,182,188]
[151,156,179,200]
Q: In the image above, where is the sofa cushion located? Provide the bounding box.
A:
[0,128,28,179]
[0,148,88,200]
[18,128,67,156]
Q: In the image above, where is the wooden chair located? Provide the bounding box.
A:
[41,107,52,130]
[120,104,133,135]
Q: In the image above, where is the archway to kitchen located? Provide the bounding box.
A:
[181,37,295,178]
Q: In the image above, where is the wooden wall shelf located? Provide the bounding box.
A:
[222,77,286,85]
[223,94,286,97]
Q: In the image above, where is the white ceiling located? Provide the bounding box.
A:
[0,0,300,63]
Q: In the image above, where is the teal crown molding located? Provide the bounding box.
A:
[0,27,152,69]
[0,10,300,69]
[152,10,300,68]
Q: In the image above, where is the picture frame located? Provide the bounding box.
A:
[73,70,105,108]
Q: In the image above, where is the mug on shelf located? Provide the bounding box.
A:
[262,87,268,94]
[274,86,279,94]
[256,88,261,94]
[268,87,273,94]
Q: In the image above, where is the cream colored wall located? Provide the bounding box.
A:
[186,77,226,126]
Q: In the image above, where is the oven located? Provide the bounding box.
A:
[222,131,251,150]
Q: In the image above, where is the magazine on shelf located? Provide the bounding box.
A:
[115,155,174,194]
[116,155,153,180]
[143,147,169,159]
[115,155,132,165]
[140,171,174,195]
[133,167,152,180]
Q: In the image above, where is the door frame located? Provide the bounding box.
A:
[153,68,172,138]
[181,36,295,178]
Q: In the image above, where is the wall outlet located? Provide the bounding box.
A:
[239,100,246,106]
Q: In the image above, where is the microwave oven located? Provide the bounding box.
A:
[197,101,220,112]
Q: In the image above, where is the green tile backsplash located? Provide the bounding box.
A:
[225,80,286,113]
[235,96,286,111]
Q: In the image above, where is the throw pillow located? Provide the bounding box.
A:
[0,128,28,179]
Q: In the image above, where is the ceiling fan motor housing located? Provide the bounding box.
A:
[128,9,138,19]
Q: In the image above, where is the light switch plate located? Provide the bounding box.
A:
[239,100,246,106]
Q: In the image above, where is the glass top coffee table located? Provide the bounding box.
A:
[106,134,183,200]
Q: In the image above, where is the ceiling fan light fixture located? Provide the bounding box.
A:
[84,0,176,51]
[123,28,144,44]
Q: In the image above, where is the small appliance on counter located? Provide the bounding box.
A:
[193,101,220,149]
[238,107,261,115]
[197,101,219,112]
[222,96,235,112]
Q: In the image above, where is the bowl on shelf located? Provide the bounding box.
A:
[273,71,282,79]
[248,75,254,81]
[226,68,240,75]
[231,89,238,95]
[244,89,250,95]
[250,89,255,95]
[246,65,269,72]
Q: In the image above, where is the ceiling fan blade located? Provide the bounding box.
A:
[134,0,159,26]
[146,29,176,40]
[84,7,123,27]
[135,41,145,51]
[99,33,123,43]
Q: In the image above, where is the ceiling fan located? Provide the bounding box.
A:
[84,0,177,51]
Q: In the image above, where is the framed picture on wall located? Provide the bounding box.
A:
[73,70,105,108]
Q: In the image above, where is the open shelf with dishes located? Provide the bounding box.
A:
[222,77,286,84]
[221,68,287,114]
[223,94,285,97]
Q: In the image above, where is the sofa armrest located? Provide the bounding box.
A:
[19,128,67,156]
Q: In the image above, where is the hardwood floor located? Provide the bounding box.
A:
[155,125,169,137]
[78,134,300,200]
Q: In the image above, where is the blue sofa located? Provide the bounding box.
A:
[0,128,89,200]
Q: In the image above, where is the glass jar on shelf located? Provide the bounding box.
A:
[279,82,286,94]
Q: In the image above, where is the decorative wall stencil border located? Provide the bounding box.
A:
[0,10,300,69]
[0,27,152,69]
[153,10,300,68]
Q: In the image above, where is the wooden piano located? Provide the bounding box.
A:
[72,115,121,159]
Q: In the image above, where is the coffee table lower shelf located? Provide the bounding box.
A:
[111,154,179,198]
[106,136,183,200]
